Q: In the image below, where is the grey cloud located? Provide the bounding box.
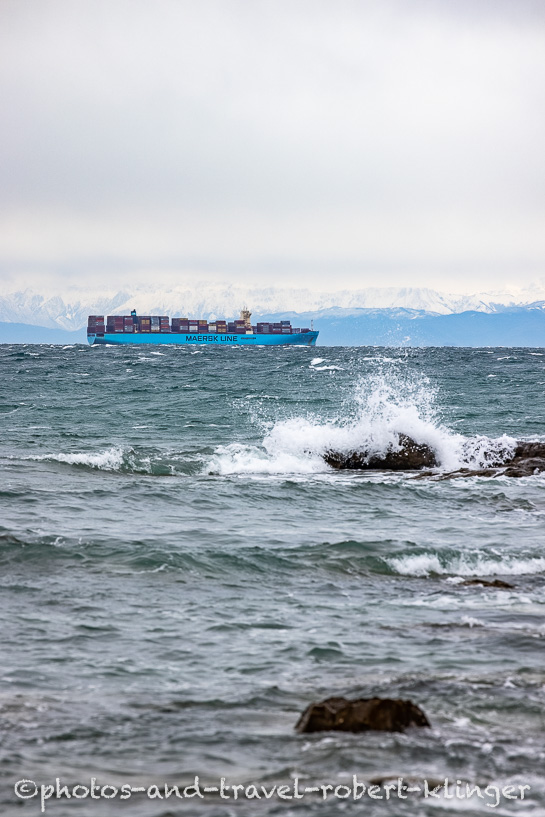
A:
[0,0,544,293]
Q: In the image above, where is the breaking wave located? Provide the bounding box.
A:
[309,356,343,371]
[208,368,517,476]
[30,447,126,470]
[207,442,326,476]
[386,552,545,577]
[25,447,184,476]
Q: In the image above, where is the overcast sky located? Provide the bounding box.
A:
[1,0,544,296]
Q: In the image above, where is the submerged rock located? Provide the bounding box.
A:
[324,434,437,471]
[296,696,430,734]
[461,578,514,589]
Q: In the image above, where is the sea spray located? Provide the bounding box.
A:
[209,363,517,475]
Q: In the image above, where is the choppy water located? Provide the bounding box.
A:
[1,344,544,816]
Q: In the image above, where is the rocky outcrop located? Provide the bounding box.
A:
[419,441,545,480]
[513,442,545,459]
[296,696,430,734]
[502,442,545,477]
[324,435,437,471]
[324,436,545,478]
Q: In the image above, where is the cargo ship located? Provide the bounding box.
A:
[87,308,318,346]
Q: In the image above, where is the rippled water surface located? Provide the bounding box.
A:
[1,344,544,816]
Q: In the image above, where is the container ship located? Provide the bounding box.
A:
[87,308,318,346]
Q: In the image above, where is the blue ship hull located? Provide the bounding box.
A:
[88,331,318,347]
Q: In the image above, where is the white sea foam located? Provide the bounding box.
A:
[207,443,326,476]
[29,447,126,471]
[386,553,545,577]
[458,434,516,468]
[461,616,486,628]
[312,365,343,371]
[310,357,344,369]
[208,367,518,476]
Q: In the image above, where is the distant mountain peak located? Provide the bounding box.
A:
[1,284,544,330]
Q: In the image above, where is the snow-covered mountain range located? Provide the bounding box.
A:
[2,285,545,330]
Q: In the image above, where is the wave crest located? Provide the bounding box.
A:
[27,447,180,475]
[386,552,545,577]
[208,367,518,476]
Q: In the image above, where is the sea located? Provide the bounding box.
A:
[1,343,544,817]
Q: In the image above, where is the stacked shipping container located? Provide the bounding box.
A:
[87,315,105,335]
[88,315,309,335]
[106,315,125,333]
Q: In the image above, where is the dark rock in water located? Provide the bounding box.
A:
[513,441,545,459]
[462,578,514,589]
[296,696,430,734]
[416,440,545,480]
[324,434,437,471]
[497,441,545,477]
[325,436,545,479]
[427,467,506,481]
